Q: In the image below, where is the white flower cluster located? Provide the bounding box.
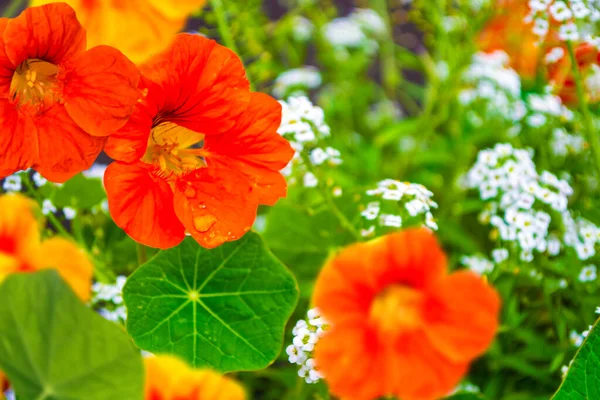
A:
[286,308,329,384]
[461,255,495,275]
[92,276,127,323]
[360,179,438,238]
[278,96,342,188]
[291,16,314,42]
[460,51,526,127]
[528,0,600,44]
[551,127,586,156]
[523,92,573,129]
[466,143,589,262]
[569,326,592,347]
[323,8,385,54]
[273,66,322,99]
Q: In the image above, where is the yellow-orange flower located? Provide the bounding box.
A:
[0,193,93,301]
[30,0,208,64]
[144,355,246,400]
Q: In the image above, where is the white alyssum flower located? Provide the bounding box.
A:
[349,8,387,36]
[42,199,57,215]
[32,172,47,187]
[362,179,438,234]
[461,255,495,275]
[323,18,366,48]
[2,174,21,192]
[63,207,77,220]
[466,143,591,262]
[287,308,329,384]
[545,47,565,64]
[83,164,107,180]
[579,264,597,282]
[278,97,341,188]
[559,22,580,41]
[93,276,128,323]
[273,67,322,99]
[291,16,314,41]
[550,1,573,21]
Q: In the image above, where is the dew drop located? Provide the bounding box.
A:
[184,186,197,198]
[193,214,217,233]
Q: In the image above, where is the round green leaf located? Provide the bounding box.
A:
[124,232,299,372]
[553,318,600,400]
[0,270,144,400]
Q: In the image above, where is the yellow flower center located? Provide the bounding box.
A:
[141,121,207,179]
[369,284,424,334]
[10,59,59,114]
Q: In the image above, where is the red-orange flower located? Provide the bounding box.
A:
[0,3,140,182]
[312,228,501,400]
[548,43,600,105]
[144,355,246,400]
[104,34,294,249]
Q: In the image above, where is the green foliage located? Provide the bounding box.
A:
[553,318,600,400]
[52,174,106,210]
[0,271,144,400]
[124,232,299,372]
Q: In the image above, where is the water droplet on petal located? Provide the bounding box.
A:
[193,214,217,233]
[184,186,197,198]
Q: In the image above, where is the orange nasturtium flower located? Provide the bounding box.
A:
[0,3,140,182]
[312,228,501,400]
[144,355,246,400]
[0,193,93,301]
[31,0,208,64]
[478,0,545,80]
[548,43,600,105]
[104,34,294,249]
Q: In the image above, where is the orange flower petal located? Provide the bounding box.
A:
[104,162,185,249]
[32,105,105,183]
[104,78,160,163]
[173,167,259,249]
[140,34,250,135]
[205,93,294,206]
[144,355,246,400]
[147,0,207,20]
[3,3,86,67]
[31,0,188,65]
[0,194,40,279]
[0,99,38,179]
[424,270,501,362]
[35,237,93,302]
[0,18,14,98]
[62,45,141,137]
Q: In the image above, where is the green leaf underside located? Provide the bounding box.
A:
[124,232,299,373]
[553,318,600,399]
[0,270,144,400]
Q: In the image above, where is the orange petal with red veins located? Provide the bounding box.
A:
[424,270,501,362]
[205,93,294,206]
[104,77,157,163]
[0,99,38,179]
[104,162,185,249]
[62,45,141,137]
[36,237,93,302]
[141,34,250,135]
[32,105,105,183]
[173,167,259,249]
[3,3,86,67]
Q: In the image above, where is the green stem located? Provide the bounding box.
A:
[299,153,362,241]
[21,174,72,239]
[136,243,148,265]
[2,0,25,18]
[566,41,600,178]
